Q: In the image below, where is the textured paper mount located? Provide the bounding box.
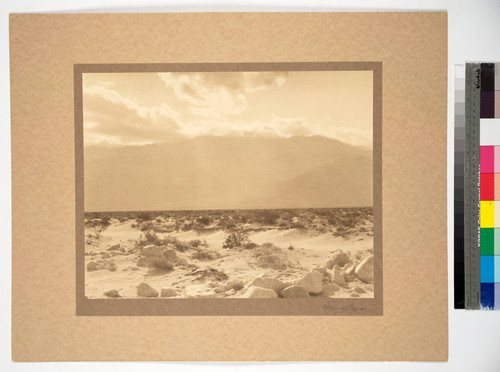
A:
[11,12,448,361]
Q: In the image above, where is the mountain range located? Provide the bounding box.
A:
[84,135,373,211]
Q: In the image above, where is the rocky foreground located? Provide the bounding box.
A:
[87,234,374,299]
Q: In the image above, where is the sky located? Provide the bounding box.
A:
[82,70,373,148]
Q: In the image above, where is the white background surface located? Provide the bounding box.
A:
[2,0,500,371]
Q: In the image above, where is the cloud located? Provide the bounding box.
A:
[158,71,288,119]
[83,82,182,146]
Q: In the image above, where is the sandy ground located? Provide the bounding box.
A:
[85,219,374,299]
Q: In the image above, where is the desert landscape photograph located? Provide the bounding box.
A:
[82,68,375,300]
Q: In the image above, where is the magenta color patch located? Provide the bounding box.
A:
[481,146,495,173]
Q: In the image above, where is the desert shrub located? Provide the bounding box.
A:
[191,249,217,260]
[222,230,250,249]
[197,216,211,226]
[136,212,152,222]
[139,221,155,231]
[189,239,202,247]
[254,242,283,257]
[136,230,162,247]
[151,257,174,271]
[85,218,111,239]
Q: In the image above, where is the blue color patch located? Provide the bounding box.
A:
[481,283,495,309]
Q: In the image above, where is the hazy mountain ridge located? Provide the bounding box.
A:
[84,136,373,211]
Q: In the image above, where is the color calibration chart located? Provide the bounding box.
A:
[455,63,500,309]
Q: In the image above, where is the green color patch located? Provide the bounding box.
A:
[481,228,495,255]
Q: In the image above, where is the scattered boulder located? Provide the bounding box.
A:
[137,257,152,267]
[248,277,287,293]
[321,283,340,296]
[160,287,177,297]
[256,254,289,269]
[222,279,245,292]
[137,282,159,297]
[142,245,163,257]
[101,252,111,259]
[241,286,278,298]
[312,267,327,274]
[226,289,236,296]
[87,261,99,271]
[331,266,346,286]
[280,285,310,298]
[325,250,351,269]
[355,256,374,283]
[176,258,188,266]
[104,289,120,298]
[163,249,178,263]
[350,292,360,298]
[344,264,356,282]
[107,244,121,251]
[353,287,366,294]
[295,270,323,294]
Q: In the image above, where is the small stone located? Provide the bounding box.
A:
[325,250,351,269]
[160,287,177,297]
[107,244,121,251]
[104,289,120,298]
[350,292,360,297]
[226,289,236,296]
[142,245,163,257]
[163,249,178,263]
[87,261,99,271]
[295,270,323,294]
[214,287,224,293]
[280,285,310,298]
[137,282,159,297]
[240,286,278,298]
[331,266,346,286]
[176,258,188,266]
[321,283,340,296]
[222,279,245,292]
[248,277,287,293]
[355,256,374,283]
[354,287,366,294]
[101,252,111,259]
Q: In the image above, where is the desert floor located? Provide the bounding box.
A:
[84,209,374,299]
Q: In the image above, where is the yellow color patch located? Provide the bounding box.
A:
[481,201,495,228]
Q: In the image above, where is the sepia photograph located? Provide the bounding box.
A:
[80,65,377,302]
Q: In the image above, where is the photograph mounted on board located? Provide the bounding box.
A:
[76,63,382,315]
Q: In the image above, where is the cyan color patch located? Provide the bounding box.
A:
[481,256,495,283]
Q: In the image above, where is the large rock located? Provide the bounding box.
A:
[248,277,287,293]
[256,254,289,269]
[321,283,340,296]
[295,270,323,294]
[241,286,278,299]
[325,250,351,269]
[355,256,374,283]
[142,245,163,257]
[107,244,121,251]
[280,285,310,298]
[160,287,177,297]
[137,257,152,267]
[222,279,245,292]
[331,266,346,286]
[137,282,159,297]
[163,249,178,263]
[176,257,188,266]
